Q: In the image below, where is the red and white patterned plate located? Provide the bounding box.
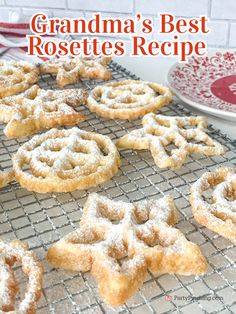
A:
[166,51,236,121]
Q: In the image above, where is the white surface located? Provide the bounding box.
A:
[229,23,236,47]
[1,1,236,49]
[114,55,236,140]
[211,0,236,19]
[135,0,209,16]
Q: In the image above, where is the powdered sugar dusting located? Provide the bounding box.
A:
[190,167,236,243]
[0,60,39,97]
[1,85,87,138]
[117,112,224,169]
[91,81,164,110]
[13,127,120,192]
[191,167,236,218]
[0,239,42,313]
[53,193,203,275]
[40,55,112,86]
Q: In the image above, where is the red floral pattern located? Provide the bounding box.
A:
[169,51,236,113]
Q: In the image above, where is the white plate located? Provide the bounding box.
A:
[166,51,236,122]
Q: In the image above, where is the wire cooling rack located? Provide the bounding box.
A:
[0,60,235,314]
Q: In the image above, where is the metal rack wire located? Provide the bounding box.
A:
[0,61,235,314]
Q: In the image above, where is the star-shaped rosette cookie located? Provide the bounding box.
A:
[47,193,208,306]
[0,85,87,138]
[117,113,225,169]
[40,55,112,87]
